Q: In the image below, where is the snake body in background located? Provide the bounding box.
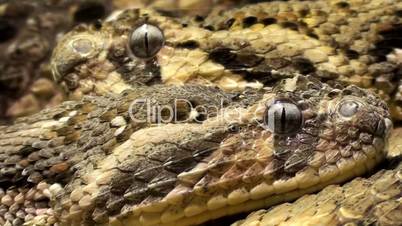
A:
[0,0,401,226]
[0,0,115,121]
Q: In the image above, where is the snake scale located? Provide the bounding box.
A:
[0,1,401,226]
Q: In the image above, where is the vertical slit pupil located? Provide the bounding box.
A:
[130,24,164,59]
[265,101,303,135]
[281,107,286,133]
[144,30,149,55]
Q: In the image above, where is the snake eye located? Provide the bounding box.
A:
[129,24,165,59]
[338,100,360,117]
[227,123,241,133]
[264,101,303,134]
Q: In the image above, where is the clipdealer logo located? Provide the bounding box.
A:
[127,98,262,126]
[128,98,226,124]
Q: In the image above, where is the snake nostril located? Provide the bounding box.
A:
[338,100,360,117]
[71,38,94,56]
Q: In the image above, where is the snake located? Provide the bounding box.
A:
[51,0,402,120]
[0,0,401,226]
[0,0,238,121]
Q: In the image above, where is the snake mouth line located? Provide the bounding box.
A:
[109,146,383,226]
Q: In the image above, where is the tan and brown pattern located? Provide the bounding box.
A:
[0,75,393,225]
[233,125,402,226]
[51,0,402,120]
[0,0,249,122]
[0,1,401,226]
[232,160,402,226]
[0,85,235,225]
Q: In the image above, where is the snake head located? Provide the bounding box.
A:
[50,9,166,99]
[196,75,393,187]
[256,76,393,177]
[46,75,392,226]
[49,1,402,121]
[50,8,272,101]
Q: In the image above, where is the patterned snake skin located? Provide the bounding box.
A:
[51,0,402,120]
[232,160,402,226]
[0,75,394,226]
[233,124,402,226]
[0,1,401,226]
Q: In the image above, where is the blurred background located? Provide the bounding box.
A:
[0,0,256,124]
